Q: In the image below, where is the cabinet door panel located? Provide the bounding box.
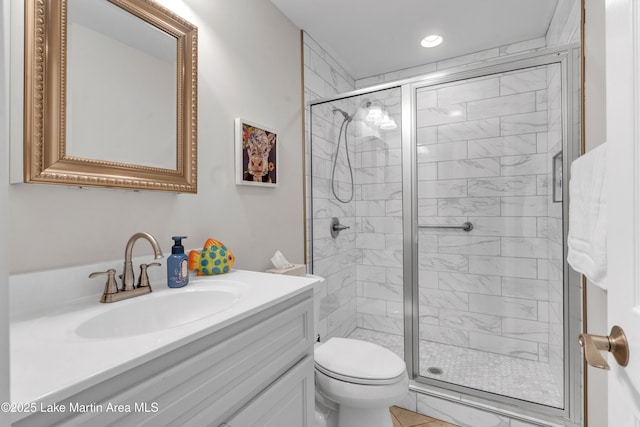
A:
[224,356,314,427]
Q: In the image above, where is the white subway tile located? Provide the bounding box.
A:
[417,126,438,145]
[355,200,386,217]
[437,158,500,179]
[385,234,403,251]
[500,67,547,95]
[502,277,549,301]
[361,249,403,268]
[386,301,404,319]
[536,89,548,111]
[360,313,403,335]
[418,252,469,273]
[501,111,548,135]
[468,175,537,197]
[359,216,403,234]
[419,324,469,347]
[357,296,387,316]
[469,255,538,278]
[438,118,501,143]
[469,294,538,320]
[418,162,438,181]
[501,196,548,216]
[437,77,500,106]
[417,141,468,163]
[418,235,439,253]
[500,154,548,176]
[356,264,386,283]
[416,89,437,109]
[418,269,439,289]
[538,301,549,322]
[439,236,501,256]
[387,267,404,286]
[361,182,403,200]
[360,147,402,167]
[420,288,469,311]
[438,197,500,217]
[468,134,537,158]
[418,179,468,198]
[375,202,399,220]
[355,233,386,250]
[437,48,500,71]
[361,281,403,302]
[501,237,549,258]
[438,272,502,295]
[418,198,438,217]
[417,104,467,127]
[502,318,549,343]
[467,92,536,120]
[439,309,502,334]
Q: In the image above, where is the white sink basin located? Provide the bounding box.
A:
[75,284,242,339]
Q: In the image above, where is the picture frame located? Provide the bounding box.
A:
[234,118,278,187]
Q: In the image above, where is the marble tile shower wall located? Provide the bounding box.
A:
[304,0,580,349]
[353,89,404,336]
[311,99,359,340]
[546,62,565,399]
[413,65,563,364]
[303,33,359,340]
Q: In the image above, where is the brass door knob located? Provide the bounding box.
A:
[578,325,629,370]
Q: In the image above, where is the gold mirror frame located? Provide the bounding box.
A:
[24,0,198,192]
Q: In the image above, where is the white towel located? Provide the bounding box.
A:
[567,143,608,290]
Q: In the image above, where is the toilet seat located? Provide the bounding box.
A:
[314,337,406,385]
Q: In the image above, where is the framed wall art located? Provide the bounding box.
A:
[235,118,278,187]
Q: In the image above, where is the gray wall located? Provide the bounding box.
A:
[7,0,305,275]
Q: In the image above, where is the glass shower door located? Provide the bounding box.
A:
[414,63,565,408]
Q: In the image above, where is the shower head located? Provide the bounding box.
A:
[333,107,352,122]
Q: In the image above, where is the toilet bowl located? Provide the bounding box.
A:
[314,337,408,427]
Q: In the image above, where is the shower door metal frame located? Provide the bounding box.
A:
[307,44,583,425]
[401,47,582,424]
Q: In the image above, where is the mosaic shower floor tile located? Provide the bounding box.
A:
[348,328,563,408]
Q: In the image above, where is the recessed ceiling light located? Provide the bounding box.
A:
[421,35,443,48]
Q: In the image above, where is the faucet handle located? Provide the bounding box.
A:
[137,262,161,289]
[89,269,119,301]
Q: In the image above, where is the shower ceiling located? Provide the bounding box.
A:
[270,0,559,79]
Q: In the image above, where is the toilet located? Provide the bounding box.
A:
[314,337,409,427]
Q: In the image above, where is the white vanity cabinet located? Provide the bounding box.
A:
[221,356,314,426]
[14,289,314,427]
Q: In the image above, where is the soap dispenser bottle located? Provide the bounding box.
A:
[167,236,189,288]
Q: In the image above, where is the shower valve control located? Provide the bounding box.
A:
[330,217,350,238]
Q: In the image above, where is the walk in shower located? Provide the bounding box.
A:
[309,48,581,422]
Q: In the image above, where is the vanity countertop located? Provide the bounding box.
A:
[10,269,317,422]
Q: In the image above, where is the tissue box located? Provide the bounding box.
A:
[265,264,306,276]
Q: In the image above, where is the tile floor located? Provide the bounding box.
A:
[349,328,563,407]
[390,406,458,427]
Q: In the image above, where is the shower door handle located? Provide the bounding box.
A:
[578,325,629,370]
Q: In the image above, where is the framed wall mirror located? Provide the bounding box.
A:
[24,0,198,192]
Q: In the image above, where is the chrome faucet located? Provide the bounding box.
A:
[89,232,163,303]
[122,232,163,291]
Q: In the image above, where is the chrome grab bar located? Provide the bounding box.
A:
[418,221,473,232]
